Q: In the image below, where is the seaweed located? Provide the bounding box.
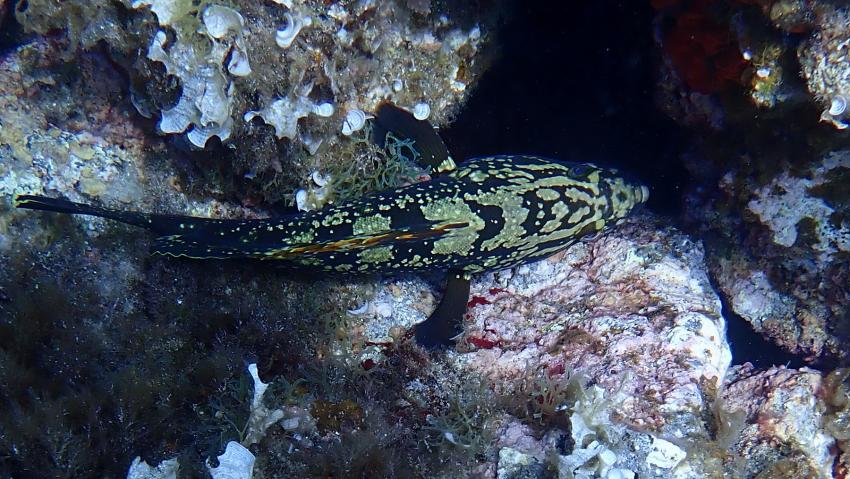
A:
[422,376,501,458]
[0,205,328,477]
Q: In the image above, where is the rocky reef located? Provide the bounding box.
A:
[11,0,492,206]
[1,1,849,478]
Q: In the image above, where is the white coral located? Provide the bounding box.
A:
[244,363,285,446]
[244,84,333,141]
[747,151,850,258]
[207,442,255,479]
[147,30,235,147]
[126,456,179,479]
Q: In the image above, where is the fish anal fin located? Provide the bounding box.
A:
[414,270,471,349]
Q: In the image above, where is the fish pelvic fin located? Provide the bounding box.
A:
[415,270,471,349]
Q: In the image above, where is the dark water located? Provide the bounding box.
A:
[444,2,689,217]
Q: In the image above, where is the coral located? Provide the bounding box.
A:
[554,382,636,479]
[244,363,285,446]
[207,441,255,479]
[126,456,179,479]
[799,4,850,129]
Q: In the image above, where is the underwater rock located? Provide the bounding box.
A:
[347,216,736,477]
[451,217,736,478]
[799,4,850,129]
[453,216,731,436]
[0,36,258,252]
[13,0,495,197]
[704,151,850,362]
[0,33,337,477]
[720,364,842,478]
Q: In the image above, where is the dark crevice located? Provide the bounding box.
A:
[709,273,808,370]
[0,7,28,56]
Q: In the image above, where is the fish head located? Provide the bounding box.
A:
[590,165,649,222]
[569,163,649,223]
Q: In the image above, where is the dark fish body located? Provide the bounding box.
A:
[15,155,647,276]
[14,104,648,348]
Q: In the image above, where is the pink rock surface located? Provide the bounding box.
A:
[721,364,840,478]
[453,217,732,435]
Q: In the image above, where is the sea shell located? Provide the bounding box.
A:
[311,171,330,187]
[312,102,335,117]
[828,95,847,117]
[276,13,312,49]
[342,109,367,136]
[413,102,430,120]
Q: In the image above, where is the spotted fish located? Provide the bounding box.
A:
[14,104,648,348]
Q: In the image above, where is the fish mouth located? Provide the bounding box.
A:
[637,185,650,204]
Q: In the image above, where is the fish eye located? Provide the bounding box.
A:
[569,164,592,176]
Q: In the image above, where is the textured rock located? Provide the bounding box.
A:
[703,151,850,361]
[720,365,842,478]
[799,3,850,129]
[454,217,731,436]
[16,0,492,150]
[10,0,500,207]
[347,216,737,477]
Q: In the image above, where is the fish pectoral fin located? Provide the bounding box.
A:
[414,270,471,349]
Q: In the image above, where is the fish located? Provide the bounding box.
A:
[14,104,649,348]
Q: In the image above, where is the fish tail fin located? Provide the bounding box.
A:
[14,195,155,229]
[13,194,203,238]
[15,194,264,260]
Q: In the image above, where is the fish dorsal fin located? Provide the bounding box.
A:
[371,102,456,174]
